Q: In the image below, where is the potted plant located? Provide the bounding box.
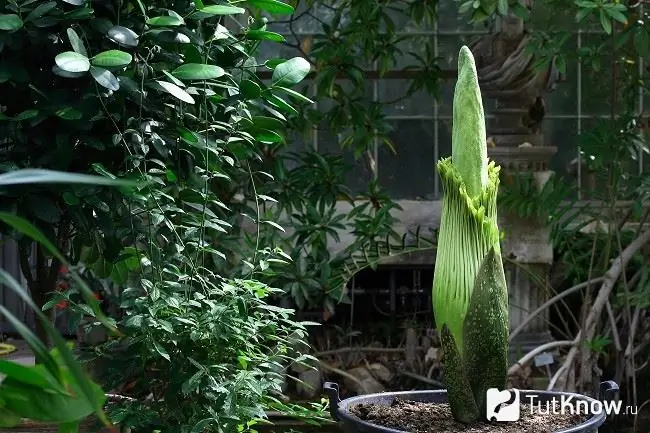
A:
[320,46,620,433]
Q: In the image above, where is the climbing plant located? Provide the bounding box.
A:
[0,0,331,431]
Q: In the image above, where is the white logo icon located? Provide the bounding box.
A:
[486,388,520,421]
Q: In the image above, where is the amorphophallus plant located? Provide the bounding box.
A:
[432,46,509,423]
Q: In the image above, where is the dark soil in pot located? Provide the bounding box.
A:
[349,399,588,433]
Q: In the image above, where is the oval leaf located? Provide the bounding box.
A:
[0,14,23,31]
[55,51,90,73]
[146,15,184,27]
[91,49,132,68]
[199,5,245,15]
[67,28,87,56]
[90,66,119,91]
[271,57,311,87]
[25,1,57,22]
[171,63,225,80]
[107,25,139,47]
[248,0,294,15]
[154,80,195,104]
[245,30,285,42]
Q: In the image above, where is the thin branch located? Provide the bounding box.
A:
[508,340,574,377]
[552,230,650,391]
[508,278,604,342]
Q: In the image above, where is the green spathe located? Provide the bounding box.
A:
[451,45,488,199]
[432,46,509,423]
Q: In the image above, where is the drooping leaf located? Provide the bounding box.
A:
[153,80,196,104]
[90,66,120,91]
[61,0,86,5]
[0,169,135,187]
[91,50,133,68]
[271,57,311,87]
[0,14,23,31]
[55,51,90,73]
[0,360,66,392]
[247,0,295,15]
[66,28,87,56]
[272,86,314,103]
[171,63,226,80]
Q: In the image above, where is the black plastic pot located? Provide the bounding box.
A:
[323,381,619,433]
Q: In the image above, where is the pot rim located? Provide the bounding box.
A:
[323,381,619,433]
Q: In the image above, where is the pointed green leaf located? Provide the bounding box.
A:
[153,80,196,104]
[0,169,134,187]
[272,85,314,103]
[171,63,225,80]
[248,0,295,15]
[91,50,132,68]
[440,325,479,423]
[55,51,90,73]
[245,30,285,42]
[462,248,509,419]
[146,15,184,27]
[198,5,245,16]
[240,79,262,98]
[271,57,311,87]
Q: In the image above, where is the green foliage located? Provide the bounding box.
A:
[0,171,129,429]
[0,0,326,431]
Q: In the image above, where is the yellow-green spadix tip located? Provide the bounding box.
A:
[451,45,488,198]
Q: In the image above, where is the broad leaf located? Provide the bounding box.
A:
[198,5,245,16]
[247,0,295,15]
[271,57,311,87]
[172,63,226,80]
[66,28,87,56]
[90,66,120,91]
[25,2,57,23]
[0,14,23,31]
[107,25,139,47]
[92,50,132,68]
[55,51,90,73]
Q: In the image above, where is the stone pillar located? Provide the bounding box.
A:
[489,150,558,362]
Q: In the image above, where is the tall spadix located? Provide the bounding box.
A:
[432,46,509,423]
